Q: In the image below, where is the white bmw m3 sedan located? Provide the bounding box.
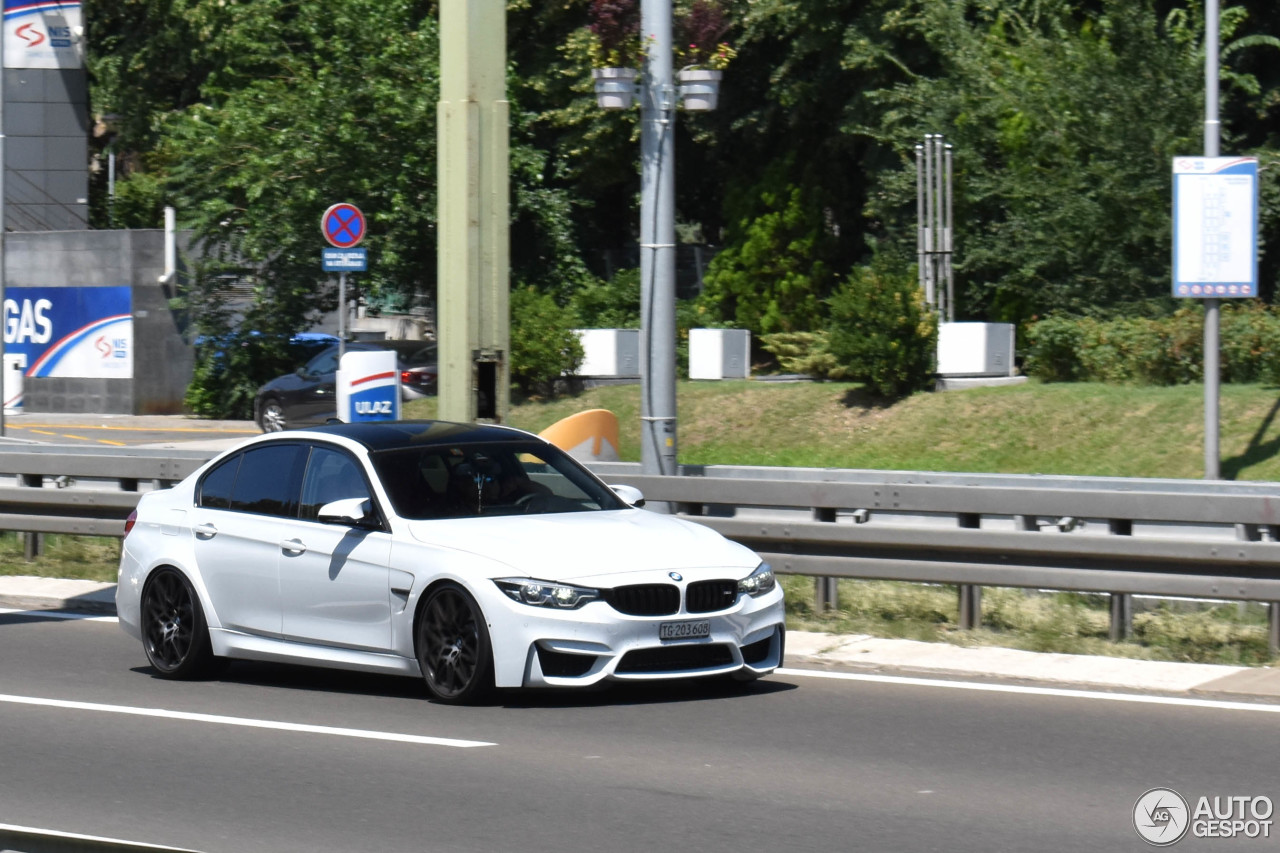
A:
[116,420,786,703]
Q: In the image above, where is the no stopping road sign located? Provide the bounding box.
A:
[322,203,366,249]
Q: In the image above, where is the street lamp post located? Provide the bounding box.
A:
[639,0,678,480]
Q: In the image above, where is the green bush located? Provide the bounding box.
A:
[825,260,937,398]
[1023,314,1085,382]
[509,286,584,399]
[759,331,852,380]
[570,268,640,328]
[1023,304,1280,386]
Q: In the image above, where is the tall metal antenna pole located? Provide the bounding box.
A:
[923,135,936,310]
[933,136,946,319]
[915,144,925,305]
[944,142,954,322]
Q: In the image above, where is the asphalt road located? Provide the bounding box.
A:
[2,611,1277,853]
[0,417,257,448]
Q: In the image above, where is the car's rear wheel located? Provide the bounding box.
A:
[141,568,215,679]
[416,583,493,704]
[259,398,288,432]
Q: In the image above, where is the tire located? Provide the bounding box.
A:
[259,398,288,433]
[141,569,216,679]
[416,583,494,704]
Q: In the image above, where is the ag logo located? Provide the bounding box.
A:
[1134,788,1190,846]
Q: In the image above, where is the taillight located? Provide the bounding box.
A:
[123,510,137,538]
[400,370,413,384]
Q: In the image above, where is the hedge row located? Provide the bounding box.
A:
[1023,304,1280,385]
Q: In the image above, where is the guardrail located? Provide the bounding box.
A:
[2,448,1278,651]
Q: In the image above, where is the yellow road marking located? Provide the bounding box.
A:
[95,439,128,446]
[27,429,58,436]
[12,423,256,435]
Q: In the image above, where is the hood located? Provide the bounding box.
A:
[406,509,759,581]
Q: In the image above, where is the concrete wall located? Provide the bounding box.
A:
[7,229,193,414]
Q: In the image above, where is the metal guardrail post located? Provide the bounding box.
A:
[812,508,838,611]
[958,584,982,630]
[1108,519,1133,641]
[1270,603,1280,657]
[17,471,43,560]
[957,512,981,629]
[1109,593,1133,642]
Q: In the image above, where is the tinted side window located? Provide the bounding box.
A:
[198,455,242,509]
[229,445,306,517]
[299,446,372,521]
[306,349,340,375]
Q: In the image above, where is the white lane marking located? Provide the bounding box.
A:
[775,667,1280,714]
[0,823,198,852]
[0,607,117,622]
[0,693,495,748]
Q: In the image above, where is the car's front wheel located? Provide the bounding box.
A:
[258,398,288,432]
[141,568,216,679]
[416,583,493,704]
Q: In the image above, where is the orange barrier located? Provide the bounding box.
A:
[538,409,620,462]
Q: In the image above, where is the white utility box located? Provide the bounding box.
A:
[336,349,401,423]
[936,322,1015,376]
[688,328,751,380]
[574,329,640,377]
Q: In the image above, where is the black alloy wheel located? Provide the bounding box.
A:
[259,398,288,433]
[141,569,215,679]
[416,583,493,704]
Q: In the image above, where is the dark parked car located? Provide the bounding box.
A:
[254,341,437,432]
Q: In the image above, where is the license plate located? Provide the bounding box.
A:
[659,620,710,641]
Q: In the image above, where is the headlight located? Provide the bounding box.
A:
[737,563,776,597]
[495,578,600,610]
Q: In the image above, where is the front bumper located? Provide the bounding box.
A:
[479,581,786,689]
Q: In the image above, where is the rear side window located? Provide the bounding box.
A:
[198,455,241,509]
[198,444,306,518]
[230,445,307,517]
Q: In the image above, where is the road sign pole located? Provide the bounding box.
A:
[1204,0,1220,480]
[338,272,347,359]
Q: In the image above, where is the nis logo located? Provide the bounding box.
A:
[1134,788,1273,846]
[95,336,128,360]
[14,22,72,49]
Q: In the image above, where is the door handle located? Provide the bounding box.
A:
[194,523,217,539]
[280,538,307,555]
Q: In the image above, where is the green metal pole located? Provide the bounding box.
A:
[437,0,510,424]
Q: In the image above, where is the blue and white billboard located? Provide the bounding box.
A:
[5,286,132,378]
[3,0,83,69]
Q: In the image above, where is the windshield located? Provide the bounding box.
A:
[371,441,627,520]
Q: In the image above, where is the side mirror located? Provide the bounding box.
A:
[609,484,645,508]
[317,497,375,527]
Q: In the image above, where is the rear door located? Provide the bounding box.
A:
[191,443,307,636]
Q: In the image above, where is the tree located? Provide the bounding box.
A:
[860,0,1280,323]
[698,161,838,335]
